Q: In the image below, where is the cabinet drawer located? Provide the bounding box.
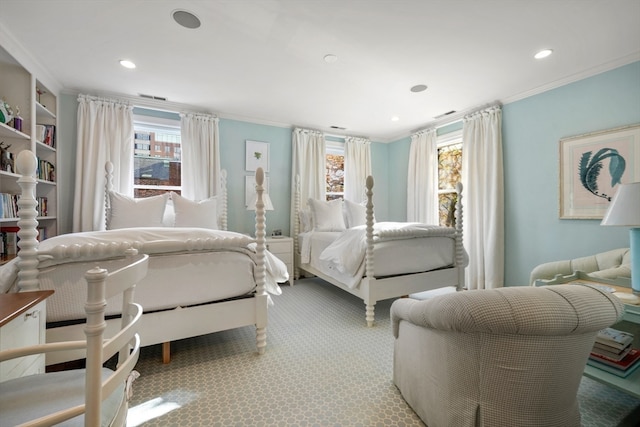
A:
[0,300,46,382]
[266,240,292,254]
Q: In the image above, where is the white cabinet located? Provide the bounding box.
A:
[0,290,53,382]
[266,236,294,285]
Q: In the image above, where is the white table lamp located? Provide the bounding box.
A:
[247,192,274,211]
[601,182,640,294]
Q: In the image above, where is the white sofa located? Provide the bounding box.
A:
[391,284,624,427]
[529,248,631,285]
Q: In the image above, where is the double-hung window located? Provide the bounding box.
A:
[133,113,182,198]
[325,140,345,201]
[437,130,462,227]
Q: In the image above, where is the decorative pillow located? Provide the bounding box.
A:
[299,207,313,233]
[162,198,176,227]
[343,199,367,228]
[171,192,219,229]
[107,192,169,230]
[308,198,346,231]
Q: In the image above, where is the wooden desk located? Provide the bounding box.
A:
[534,273,639,398]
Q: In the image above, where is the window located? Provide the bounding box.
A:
[133,114,181,198]
[437,131,462,227]
[325,140,344,201]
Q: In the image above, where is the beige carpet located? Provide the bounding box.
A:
[127,278,640,426]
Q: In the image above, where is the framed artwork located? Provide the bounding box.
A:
[245,175,270,207]
[559,124,640,219]
[245,140,270,172]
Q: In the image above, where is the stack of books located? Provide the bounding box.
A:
[588,327,640,378]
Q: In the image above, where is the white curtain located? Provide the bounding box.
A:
[344,136,371,203]
[290,127,325,237]
[180,113,220,200]
[462,106,504,289]
[73,94,133,232]
[407,129,438,223]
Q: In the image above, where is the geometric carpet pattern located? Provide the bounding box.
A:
[127,278,640,426]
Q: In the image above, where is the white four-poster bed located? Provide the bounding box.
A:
[294,174,466,326]
[2,150,286,365]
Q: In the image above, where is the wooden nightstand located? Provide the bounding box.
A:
[0,290,53,382]
[266,236,294,285]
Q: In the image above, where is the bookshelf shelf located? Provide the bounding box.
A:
[0,44,58,239]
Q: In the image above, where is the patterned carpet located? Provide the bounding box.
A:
[127,278,640,426]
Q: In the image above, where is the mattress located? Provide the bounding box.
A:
[299,230,455,289]
[40,251,258,323]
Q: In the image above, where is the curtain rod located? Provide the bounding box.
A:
[412,101,502,133]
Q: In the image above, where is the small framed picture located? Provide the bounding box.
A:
[559,124,640,219]
[245,140,270,172]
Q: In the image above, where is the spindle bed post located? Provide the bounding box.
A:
[364,175,376,326]
[254,167,268,354]
[16,150,40,292]
[455,182,465,290]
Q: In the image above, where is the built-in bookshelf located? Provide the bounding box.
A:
[0,43,58,241]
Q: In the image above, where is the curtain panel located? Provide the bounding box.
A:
[290,128,325,238]
[407,129,438,223]
[73,94,133,232]
[462,106,504,289]
[344,136,371,203]
[180,113,220,200]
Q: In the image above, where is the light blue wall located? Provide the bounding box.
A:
[387,61,640,286]
[58,61,639,285]
[57,101,389,236]
[502,61,640,285]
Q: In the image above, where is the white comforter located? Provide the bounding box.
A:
[0,227,288,295]
[316,222,457,277]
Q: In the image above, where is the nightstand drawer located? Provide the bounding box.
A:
[266,240,291,254]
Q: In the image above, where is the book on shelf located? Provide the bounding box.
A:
[36,123,56,148]
[587,355,640,378]
[596,327,634,350]
[0,226,19,256]
[590,348,640,371]
[592,341,632,361]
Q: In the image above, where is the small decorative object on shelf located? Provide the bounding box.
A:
[0,142,14,173]
[0,99,13,124]
[12,106,22,131]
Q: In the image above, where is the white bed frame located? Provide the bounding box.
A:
[294,175,465,327]
[14,150,270,364]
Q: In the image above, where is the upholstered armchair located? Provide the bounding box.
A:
[391,284,624,427]
[529,248,631,285]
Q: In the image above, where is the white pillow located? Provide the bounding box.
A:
[171,192,219,229]
[343,199,367,228]
[308,198,346,231]
[163,198,176,227]
[107,192,168,230]
[299,208,313,232]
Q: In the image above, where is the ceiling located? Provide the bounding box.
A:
[1,0,639,142]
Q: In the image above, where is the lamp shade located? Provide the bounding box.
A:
[247,192,274,211]
[601,182,640,226]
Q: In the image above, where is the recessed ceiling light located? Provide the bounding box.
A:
[119,60,136,69]
[391,116,400,122]
[410,84,428,93]
[534,49,553,59]
[172,9,201,29]
[323,54,338,64]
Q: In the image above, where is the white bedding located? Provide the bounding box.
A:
[299,222,460,289]
[0,228,289,322]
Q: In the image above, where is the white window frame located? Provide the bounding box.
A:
[436,129,462,195]
[325,139,345,200]
[133,114,182,193]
